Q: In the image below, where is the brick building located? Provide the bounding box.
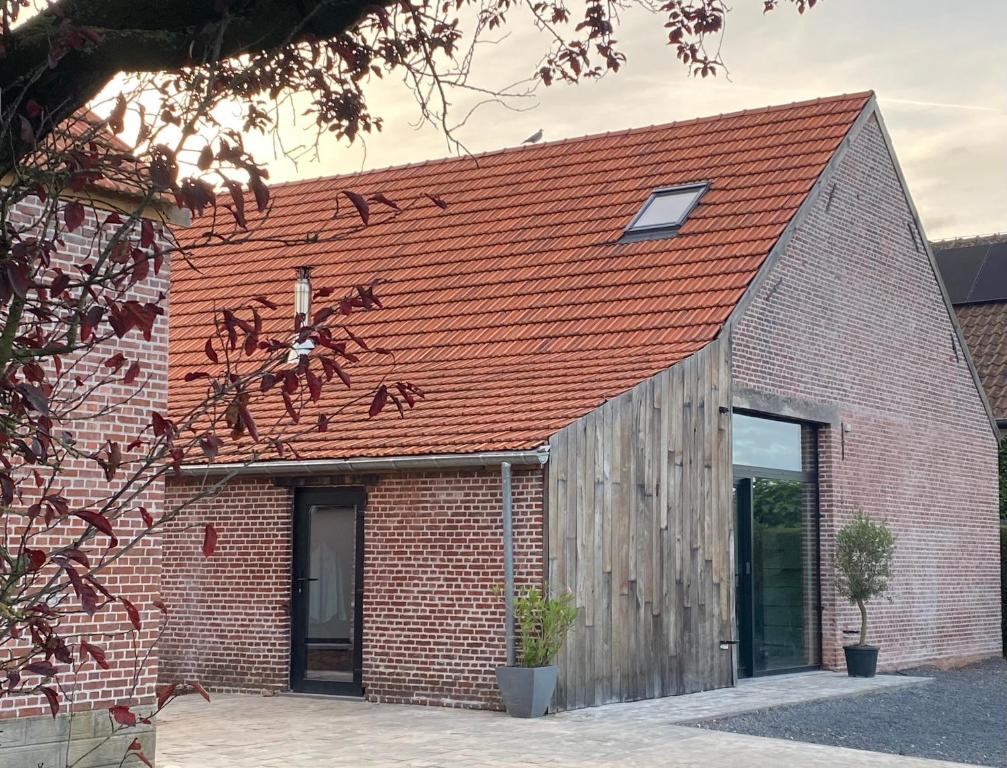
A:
[0,201,176,762]
[162,92,1002,712]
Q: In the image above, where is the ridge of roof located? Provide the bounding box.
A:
[932,232,1007,250]
[262,91,875,191]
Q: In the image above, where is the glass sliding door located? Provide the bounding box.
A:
[733,413,820,677]
[291,488,365,695]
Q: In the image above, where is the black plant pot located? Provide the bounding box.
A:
[844,645,879,677]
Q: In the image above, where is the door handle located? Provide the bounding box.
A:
[293,577,318,595]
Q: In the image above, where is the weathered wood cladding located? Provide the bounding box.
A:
[547,336,734,711]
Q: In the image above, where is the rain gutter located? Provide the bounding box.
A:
[177,448,550,478]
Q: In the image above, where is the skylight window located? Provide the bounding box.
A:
[623,183,708,240]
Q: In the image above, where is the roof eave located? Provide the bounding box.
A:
[176,447,551,478]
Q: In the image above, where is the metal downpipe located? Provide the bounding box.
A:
[501,461,515,667]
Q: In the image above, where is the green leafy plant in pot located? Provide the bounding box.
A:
[495,585,577,717]
[834,511,896,677]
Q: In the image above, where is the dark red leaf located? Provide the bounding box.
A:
[250,175,269,212]
[238,404,259,441]
[6,261,30,299]
[252,294,277,310]
[305,369,322,402]
[156,683,177,710]
[368,384,388,418]
[73,509,115,540]
[198,435,223,461]
[24,548,46,571]
[224,180,247,228]
[343,190,369,225]
[152,597,169,615]
[344,327,370,351]
[47,270,69,297]
[202,524,218,557]
[197,144,214,171]
[396,382,417,408]
[59,547,90,568]
[64,201,85,232]
[108,93,127,134]
[151,411,174,439]
[129,739,153,768]
[16,382,47,414]
[120,597,141,631]
[369,193,400,210]
[188,681,211,702]
[281,390,297,422]
[40,686,59,717]
[140,220,155,248]
[26,661,58,677]
[123,361,141,385]
[103,352,126,372]
[110,704,137,727]
[424,193,448,209]
[80,640,110,670]
[64,564,99,614]
[18,115,34,144]
[203,338,219,363]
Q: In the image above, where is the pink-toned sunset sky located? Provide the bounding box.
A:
[239,0,1004,241]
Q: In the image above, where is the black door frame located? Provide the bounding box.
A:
[735,478,755,679]
[290,486,366,696]
[732,412,822,679]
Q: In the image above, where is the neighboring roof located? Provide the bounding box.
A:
[170,92,872,460]
[932,234,1007,304]
[952,302,1007,423]
[933,235,1007,422]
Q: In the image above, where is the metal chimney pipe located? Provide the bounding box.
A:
[294,266,312,328]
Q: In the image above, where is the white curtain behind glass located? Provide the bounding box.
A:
[308,506,355,639]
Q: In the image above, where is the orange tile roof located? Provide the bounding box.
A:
[170,92,872,460]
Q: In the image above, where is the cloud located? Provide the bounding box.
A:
[256,0,1006,238]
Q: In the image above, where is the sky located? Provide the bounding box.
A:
[232,0,1005,241]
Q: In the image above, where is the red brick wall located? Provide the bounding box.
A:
[363,470,543,707]
[0,200,171,719]
[162,467,544,708]
[731,112,1002,670]
[160,479,293,692]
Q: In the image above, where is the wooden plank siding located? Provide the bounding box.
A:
[548,336,735,711]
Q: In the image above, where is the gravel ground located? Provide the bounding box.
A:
[696,658,1007,767]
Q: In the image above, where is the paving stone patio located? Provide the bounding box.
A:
[156,671,958,767]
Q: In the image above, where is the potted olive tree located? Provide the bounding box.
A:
[495,585,577,717]
[834,511,896,677]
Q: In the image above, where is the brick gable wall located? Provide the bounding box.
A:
[731,112,1002,669]
[0,199,170,729]
[162,467,544,708]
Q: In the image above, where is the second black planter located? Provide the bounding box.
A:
[843,645,879,677]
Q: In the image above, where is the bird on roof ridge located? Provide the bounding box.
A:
[522,129,543,145]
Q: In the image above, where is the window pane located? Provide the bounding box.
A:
[631,187,703,229]
[306,505,356,682]
[750,478,818,672]
[732,413,802,471]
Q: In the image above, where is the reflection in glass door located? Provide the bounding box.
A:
[733,413,820,677]
[291,488,364,695]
